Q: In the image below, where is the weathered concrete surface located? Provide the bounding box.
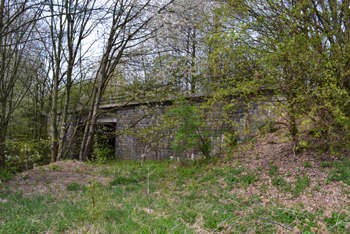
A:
[70,93,274,160]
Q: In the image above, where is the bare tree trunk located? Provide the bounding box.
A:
[79,84,97,161]
[0,0,6,168]
[0,133,6,168]
[58,0,96,161]
[79,0,175,160]
[51,74,59,162]
[48,0,65,162]
[82,63,107,160]
[57,73,71,161]
[0,103,6,168]
[0,0,41,167]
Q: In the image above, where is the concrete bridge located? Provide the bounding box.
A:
[69,92,272,160]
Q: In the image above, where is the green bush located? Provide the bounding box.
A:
[0,168,13,182]
[66,182,81,191]
[256,120,279,133]
[48,165,59,170]
[4,138,51,171]
[85,179,110,222]
[92,146,114,164]
[167,97,214,159]
[110,177,138,186]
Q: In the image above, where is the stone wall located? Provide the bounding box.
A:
[75,93,274,160]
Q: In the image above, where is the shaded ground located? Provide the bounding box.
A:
[227,130,350,212]
[7,160,110,196]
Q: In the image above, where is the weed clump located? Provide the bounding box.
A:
[226,167,258,188]
[110,176,138,186]
[328,159,350,185]
[268,162,278,176]
[67,182,81,191]
[48,165,59,170]
[0,169,13,182]
[293,175,311,198]
[85,178,110,222]
[272,174,310,198]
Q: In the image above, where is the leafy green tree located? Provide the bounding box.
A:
[168,97,214,158]
[210,0,350,153]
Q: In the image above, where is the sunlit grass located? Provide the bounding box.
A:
[0,159,349,233]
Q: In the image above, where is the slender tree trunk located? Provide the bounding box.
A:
[82,62,107,160]
[0,102,6,168]
[0,128,6,168]
[191,28,196,93]
[79,86,97,161]
[57,79,71,161]
[288,92,298,156]
[79,117,90,161]
[0,0,5,168]
[51,74,59,162]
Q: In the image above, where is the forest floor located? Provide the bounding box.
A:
[1,130,350,233]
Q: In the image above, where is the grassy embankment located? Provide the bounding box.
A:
[0,157,350,233]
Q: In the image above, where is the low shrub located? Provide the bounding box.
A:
[110,176,138,186]
[0,168,13,182]
[67,182,81,191]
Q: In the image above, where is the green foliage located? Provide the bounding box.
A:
[85,178,110,222]
[110,177,138,186]
[0,168,13,182]
[320,161,332,168]
[268,163,278,176]
[168,97,214,158]
[227,167,244,175]
[222,129,240,151]
[210,0,350,153]
[328,159,350,185]
[212,168,225,176]
[201,173,214,182]
[177,166,199,180]
[4,138,51,171]
[226,167,258,189]
[240,172,258,186]
[271,173,310,198]
[272,177,291,192]
[92,145,114,165]
[1,160,349,233]
[66,182,81,191]
[303,161,311,168]
[293,175,311,198]
[256,120,279,134]
[48,165,59,170]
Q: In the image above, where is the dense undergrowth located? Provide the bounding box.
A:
[0,158,350,233]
